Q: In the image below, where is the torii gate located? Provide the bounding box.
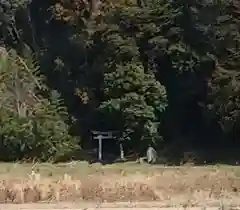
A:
[91,130,124,161]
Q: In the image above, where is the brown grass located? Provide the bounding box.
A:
[0,161,240,203]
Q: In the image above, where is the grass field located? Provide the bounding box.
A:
[0,161,240,204]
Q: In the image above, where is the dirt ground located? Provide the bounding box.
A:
[0,161,240,204]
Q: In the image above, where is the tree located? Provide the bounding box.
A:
[0,48,79,161]
[1,0,240,162]
[100,62,167,150]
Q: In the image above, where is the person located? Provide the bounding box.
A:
[146,145,157,164]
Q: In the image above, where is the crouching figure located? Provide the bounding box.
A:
[146,146,157,164]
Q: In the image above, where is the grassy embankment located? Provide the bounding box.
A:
[0,161,240,204]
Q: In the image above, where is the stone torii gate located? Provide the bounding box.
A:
[91,130,124,161]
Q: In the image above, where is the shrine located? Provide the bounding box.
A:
[91,130,124,161]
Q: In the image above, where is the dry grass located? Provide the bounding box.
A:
[0,161,240,203]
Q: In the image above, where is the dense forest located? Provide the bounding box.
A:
[0,0,239,163]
